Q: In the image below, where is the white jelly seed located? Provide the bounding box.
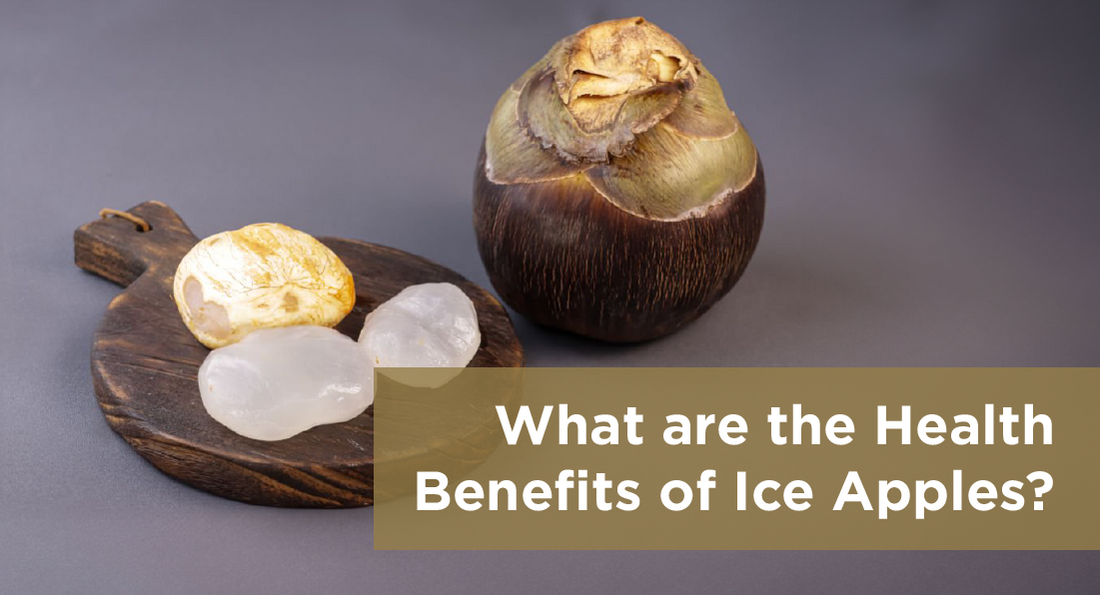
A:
[358,282,480,387]
[198,325,374,441]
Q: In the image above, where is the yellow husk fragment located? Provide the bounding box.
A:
[173,223,355,348]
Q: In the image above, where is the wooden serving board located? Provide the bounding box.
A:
[74,201,524,508]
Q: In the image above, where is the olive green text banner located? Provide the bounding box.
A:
[374,368,1097,550]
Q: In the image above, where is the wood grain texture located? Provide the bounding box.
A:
[74,201,524,507]
[473,144,766,342]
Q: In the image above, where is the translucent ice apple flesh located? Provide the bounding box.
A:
[198,326,373,441]
[197,283,479,441]
[359,283,481,387]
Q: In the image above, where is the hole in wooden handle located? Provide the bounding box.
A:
[99,208,152,232]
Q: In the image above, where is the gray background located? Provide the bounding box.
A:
[2,0,1098,592]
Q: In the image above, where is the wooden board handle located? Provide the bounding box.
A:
[74,201,199,287]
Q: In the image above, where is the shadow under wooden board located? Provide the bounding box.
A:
[73,201,524,508]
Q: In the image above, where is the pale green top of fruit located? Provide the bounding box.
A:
[484,17,759,221]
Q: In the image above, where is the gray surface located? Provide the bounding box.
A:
[2,0,1098,592]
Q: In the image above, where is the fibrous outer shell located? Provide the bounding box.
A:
[173,222,355,348]
[474,17,765,342]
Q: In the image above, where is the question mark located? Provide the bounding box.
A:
[1027,471,1053,510]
